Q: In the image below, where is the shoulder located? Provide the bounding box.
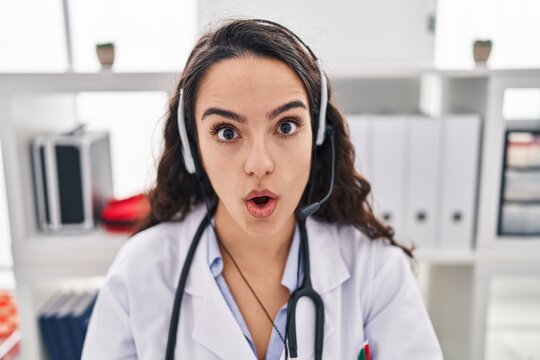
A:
[309,218,412,279]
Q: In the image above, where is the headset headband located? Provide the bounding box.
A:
[177,19,328,175]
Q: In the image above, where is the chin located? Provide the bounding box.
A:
[241,208,288,236]
[242,209,278,227]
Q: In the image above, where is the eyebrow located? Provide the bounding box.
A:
[201,100,307,123]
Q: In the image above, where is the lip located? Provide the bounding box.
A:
[245,197,277,218]
[244,189,278,219]
[245,189,278,201]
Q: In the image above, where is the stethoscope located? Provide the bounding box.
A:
[165,122,335,360]
[165,18,335,360]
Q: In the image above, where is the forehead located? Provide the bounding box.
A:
[195,56,309,116]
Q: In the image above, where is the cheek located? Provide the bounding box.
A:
[197,137,239,191]
[281,136,312,191]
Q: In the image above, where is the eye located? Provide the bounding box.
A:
[277,120,299,135]
[217,127,238,141]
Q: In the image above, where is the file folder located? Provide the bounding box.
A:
[38,291,99,360]
[439,114,481,249]
[404,116,442,249]
[52,292,80,360]
[38,292,68,360]
[69,292,98,359]
[371,115,408,239]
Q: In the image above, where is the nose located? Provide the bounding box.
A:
[244,137,274,178]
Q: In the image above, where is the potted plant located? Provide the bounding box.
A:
[96,42,115,69]
[473,39,492,64]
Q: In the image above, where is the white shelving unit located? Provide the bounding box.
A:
[0,73,177,360]
[1,68,540,359]
[471,71,540,360]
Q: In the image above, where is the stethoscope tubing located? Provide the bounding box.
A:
[165,203,216,360]
[164,206,325,360]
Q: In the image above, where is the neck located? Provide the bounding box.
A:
[213,200,296,275]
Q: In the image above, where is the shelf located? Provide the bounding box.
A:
[325,64,490,79]
[502,199,540,205]
[327,66,540,80]
[415,247,540,264]
[327,64,437,79]
[0,72,179,94]
[493,233,540,240]
[415,249,477,265]
[2,65,540,360]
[11,228,128,271]
[1,68,539,94]
[505,166,540,172]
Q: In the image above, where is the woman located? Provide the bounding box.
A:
[82,18,442,360]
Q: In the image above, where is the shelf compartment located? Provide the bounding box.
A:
[499,203,540,236]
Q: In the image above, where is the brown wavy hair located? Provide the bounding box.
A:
[134,18,414,259]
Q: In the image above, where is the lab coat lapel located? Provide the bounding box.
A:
[180,206,350,360]
[182,206,255,360]
[192,280,256,359]
[280,218,351,360]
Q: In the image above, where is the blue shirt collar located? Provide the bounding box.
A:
[207,216,302,294]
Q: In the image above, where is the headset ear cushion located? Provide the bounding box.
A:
[177,90,197,174]
[316,61,328,146]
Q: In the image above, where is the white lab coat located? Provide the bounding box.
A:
[82,203,443,359]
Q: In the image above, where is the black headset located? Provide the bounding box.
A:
[166,19,336,360]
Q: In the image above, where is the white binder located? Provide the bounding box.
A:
[439,114,481,249]
[346,114,373,180]
[371,115,408,240]
[404,116,442,249]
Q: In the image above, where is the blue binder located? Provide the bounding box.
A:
[38,292,68,360]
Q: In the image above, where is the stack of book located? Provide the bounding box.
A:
[38,290,98,360]
[499,130,540,235]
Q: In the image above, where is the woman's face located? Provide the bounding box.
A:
[194,55,313,237]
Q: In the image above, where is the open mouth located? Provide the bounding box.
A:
[251,196,270,207]
[245,193,277,218]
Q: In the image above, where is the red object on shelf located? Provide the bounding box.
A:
[0,291,20,360]
[100,193,150,234]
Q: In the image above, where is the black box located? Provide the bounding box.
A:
[30,131,113,232]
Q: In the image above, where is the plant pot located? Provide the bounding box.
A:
[96,46,115,69]
[473,43,492,64]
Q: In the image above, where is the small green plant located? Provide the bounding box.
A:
[473,39,492,46]
[96,42,115,48]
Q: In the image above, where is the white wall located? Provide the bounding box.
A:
[76,91,168,198]
[68,0,197,72]
[0,0,197,72]
[197,0,437,73]
[435,0,540,68]
[0,0,66,71]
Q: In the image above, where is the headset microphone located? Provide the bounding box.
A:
[295,124,335,221]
